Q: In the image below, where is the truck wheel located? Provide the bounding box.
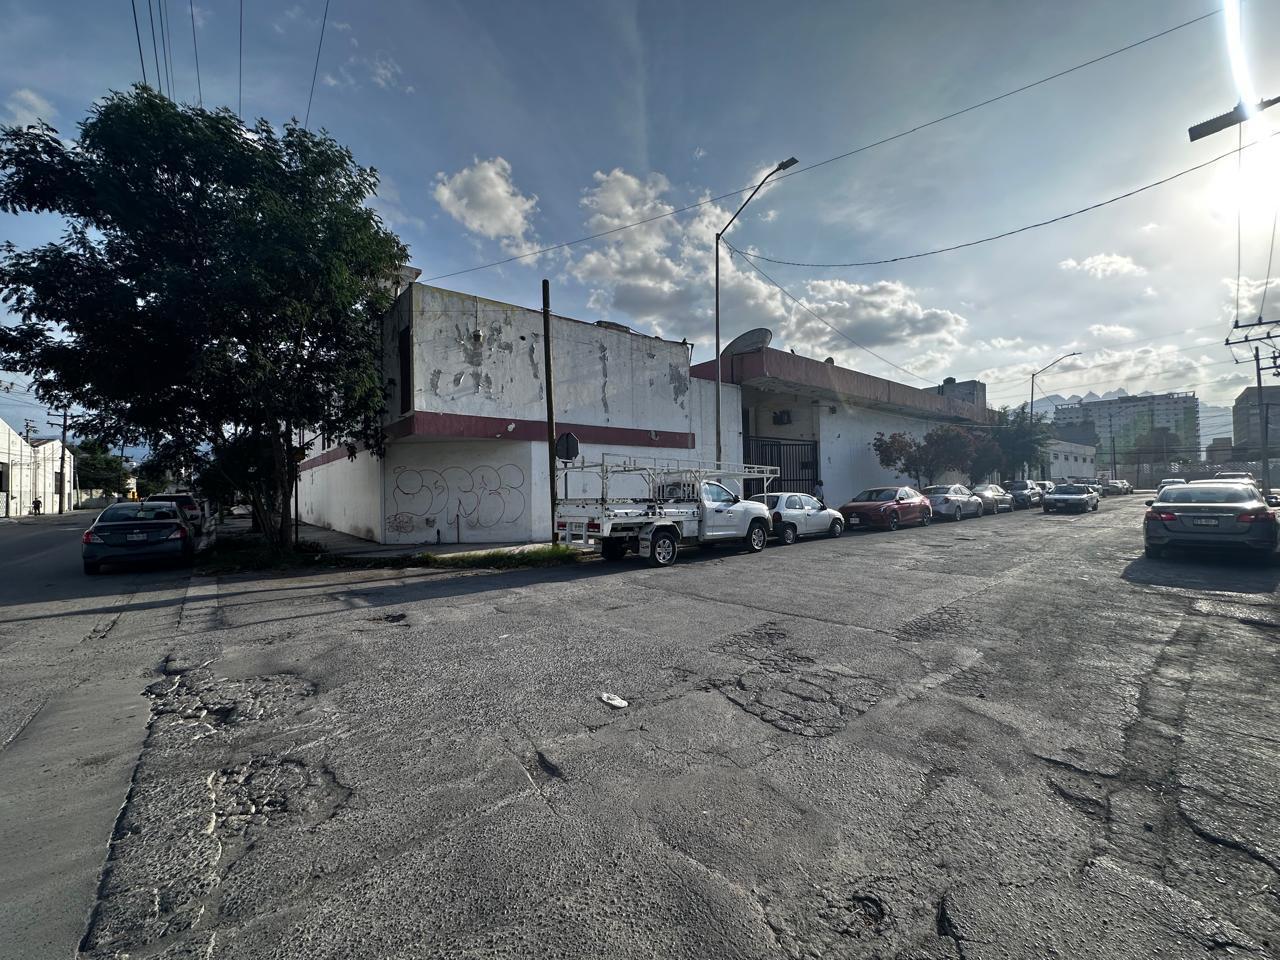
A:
[601,539,627,562]
[648,530,678,567]
[746,520,768,553]
[828,520,843,538]
[780,523,797,545]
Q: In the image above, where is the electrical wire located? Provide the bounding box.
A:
[1235,124,1243,326]
[420,9,1220,284]
[164,0,176,96]
[130,0,148,85]
[303,0,331,130]
[146,0,163,96]
[238,0,243,118]
[722,241,934,386]
[738,135,1274,269]
[189,0,202,107]
[158,0,172,99]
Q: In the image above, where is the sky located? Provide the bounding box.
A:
[2,0,1279,439]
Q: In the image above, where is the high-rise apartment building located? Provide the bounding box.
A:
[1231,385,1280,456]
[1053,392,1201,463]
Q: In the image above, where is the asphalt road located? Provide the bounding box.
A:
[2,498,1278,959]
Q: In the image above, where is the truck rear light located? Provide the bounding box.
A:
[587,521,601,532]
[82,530,103,544]
[1145,510,1176,522]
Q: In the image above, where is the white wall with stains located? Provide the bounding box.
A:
[404,285,695,433]
[298,448,383,543]
[818,405,965,506]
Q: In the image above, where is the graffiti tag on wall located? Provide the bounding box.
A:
[387,463,526,535]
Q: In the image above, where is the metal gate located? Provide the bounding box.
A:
[743,436,817,496]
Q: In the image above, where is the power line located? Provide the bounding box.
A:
[158,0,173,99]
[146,0,163,96]
[130,0,148,85]
[420,9,1220,284]
[238,0,244,118]
[165,0,177,96]
[723,240,934,386]
[303,0,331,130]
[188,0,202,107]
[738,135,1274,269]
[1235,124,1242,326]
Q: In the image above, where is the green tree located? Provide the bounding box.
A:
[872,431,925,488]
[72,440,128,494]
[0,87,407,548]
[989,407,1051,479]
[916,426,974,485]
[133,457,170,499]
[967,432,1003,487]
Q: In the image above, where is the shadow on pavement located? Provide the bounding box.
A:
[1121,549,1280,595]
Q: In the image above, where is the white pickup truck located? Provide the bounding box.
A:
[554,457,779,566]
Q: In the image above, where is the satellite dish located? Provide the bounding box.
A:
[724,328,773,356]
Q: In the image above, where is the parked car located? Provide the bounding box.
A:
[1099,480,1126,497]
[1034,480,1055,496]
[751,492,845,543]
[1042,483,1100,513]
[1214,471,1256,482]
[1115,479,1133,494]
[1004,479,1042,509]
[82,501,195,574]
[145,492,204,533]
[972,483,1014,514]
[1157,478,1187,492]
[838,486,931,531]
[1143,482,1280,561]
[922,484,984,521]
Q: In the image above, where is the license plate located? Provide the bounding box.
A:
[846,517,860,525]
[127,532,146,541]
[1191,518,1218,526]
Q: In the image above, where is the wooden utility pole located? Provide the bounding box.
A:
[542,279,557,543]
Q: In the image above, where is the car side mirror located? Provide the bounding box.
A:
[1144,499,1154,506]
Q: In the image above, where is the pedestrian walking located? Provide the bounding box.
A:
[812,479,825,504]
[31,497,42,515]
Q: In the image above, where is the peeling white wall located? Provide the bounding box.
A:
[298,449,383,543]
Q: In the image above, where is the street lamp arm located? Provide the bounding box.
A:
[719,157,798,237]
[1034,351,1083,378]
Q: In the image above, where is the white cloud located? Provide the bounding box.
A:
[191,4,210,28]
[793,278,969,353]
[433,157,539,255]
[989,337,1024,350]
[1139,222,1159,233]
[331,20,351,31]
[1142,286,1157,298]
[1088,324,1136,341]
[1059,253,1147,279]
[3,88,55,128]
[692,146,706,160]
[369,52,404,90]
[759,209,778,223]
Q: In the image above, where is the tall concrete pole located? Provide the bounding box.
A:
[58,409,68,514]
[1256,347,1271,493]
[542,279,557,543]
[714,233,721,464]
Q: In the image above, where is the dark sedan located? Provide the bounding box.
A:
[82,502,195,574]
[838,486,931,531]
[1143,482,1280,561]
[1004,479,1042,509]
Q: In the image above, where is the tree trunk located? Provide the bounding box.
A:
[271,430,293,550]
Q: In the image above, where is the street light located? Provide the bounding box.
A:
[1029,352,1081,422]
[714,156,798,463]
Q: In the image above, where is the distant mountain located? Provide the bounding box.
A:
[1022,387,1156,419]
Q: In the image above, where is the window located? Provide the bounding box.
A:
[398,326,413,415]
[702,482,735,504]
[801,496,822,510]
[785,495,803,509]
[1053,453,1059,461]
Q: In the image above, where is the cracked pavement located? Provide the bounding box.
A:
[1,500,1278,959]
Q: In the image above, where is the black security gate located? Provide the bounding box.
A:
[743,436,818,496]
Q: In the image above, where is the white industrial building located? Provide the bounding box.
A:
[1041,439,1098,480]
[0,418,75,518]
[298,281,992,545]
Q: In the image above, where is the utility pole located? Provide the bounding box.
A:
[714,156,798,463]
[48,410,68,513]
[542,279,557,543]
[1256,347,1271,492]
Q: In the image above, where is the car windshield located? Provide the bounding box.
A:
[853,488,898,502]
[1007,481,1028,490]
[922,486,951,495]
[1158,485,1255,504]
[100,505,179,522]
[1054,485,1086,495]
[1158,479,1184,485]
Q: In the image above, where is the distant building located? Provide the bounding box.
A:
[0,421,76,517]
[1054,391,1200,466]
[1205,436,1234,464]
[1231,385,1280,457]
[1041,439,1098,481]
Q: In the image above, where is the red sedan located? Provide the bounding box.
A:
[838,486,932,531]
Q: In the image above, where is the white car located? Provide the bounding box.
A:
[921,484,984,521]
[1042,483,1100,513]
[751,492,845,544]
[1157,478,1187,492]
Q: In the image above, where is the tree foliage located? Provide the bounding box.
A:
[873,411,1051,487]
[72,440,128,494]
[0,87,407,547]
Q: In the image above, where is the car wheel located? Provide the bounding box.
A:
[780,523,797,545]
[1091,501,1099,512]
[828,520,844,538]
[919,511,931,527]
[83,561,101,575]
[648,529,678,567]
[1144,544,1163,560]
[601,538,628,562]
[888,512,900,531]
[746,520,768,552]
[953,506,963,522]
[1043,505,1050,512]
